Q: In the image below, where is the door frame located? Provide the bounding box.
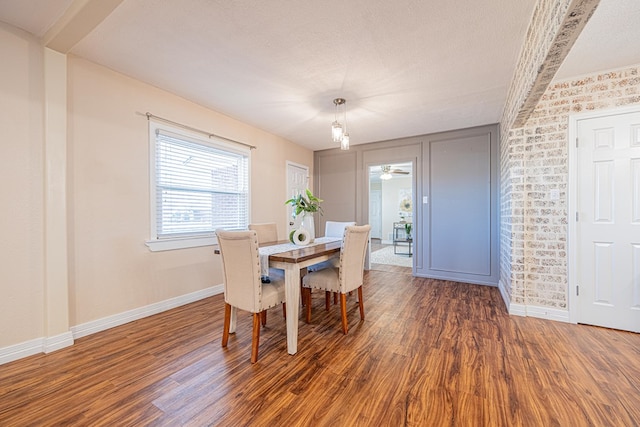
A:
[567,105,640,324]
[363,158,418,272]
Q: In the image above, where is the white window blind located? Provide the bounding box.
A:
[153,129,249,240]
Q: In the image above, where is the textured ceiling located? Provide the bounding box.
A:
[555,0,640,80]
[1,0,639,151]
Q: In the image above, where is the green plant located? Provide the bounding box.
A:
[404,222,412,238]
[285,188,323,217]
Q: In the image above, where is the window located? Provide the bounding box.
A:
[146,121,250,251]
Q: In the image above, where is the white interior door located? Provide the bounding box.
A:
[286,162,309,236]
[576,110,640,332]
[369,189,382,239]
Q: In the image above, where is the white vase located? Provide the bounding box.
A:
[300,212,315,243]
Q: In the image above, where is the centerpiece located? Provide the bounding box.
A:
[285,189,323,244]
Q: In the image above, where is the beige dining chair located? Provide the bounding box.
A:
[248,222,301,311]
[313,220,357,303]
[217,229,286,363]
[248,222,278,244]
[249,222,283,284]
[310,221,356,271]
[324,221,356,238]
[302,224,371,334]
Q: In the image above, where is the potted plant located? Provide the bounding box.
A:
[404,223,412,240]
[285,189,323,242]
[285,188,324,217]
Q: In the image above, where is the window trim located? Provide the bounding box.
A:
[145,120,251,252]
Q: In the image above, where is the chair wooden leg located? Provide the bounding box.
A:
[300,268,308,306]
[305,288,312,323]
[282,302,286,320]
[325,291,331,311]
[340,293,348,334]
[358,286,365,320]
[222,303,231,347]
[251,312,261,363]
[334,292,338,305]
[260,310,267,326]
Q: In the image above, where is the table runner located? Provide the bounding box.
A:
[259,236,341,277]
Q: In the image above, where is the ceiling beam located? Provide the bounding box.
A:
[511,0,601,128]
[43,0,124,53]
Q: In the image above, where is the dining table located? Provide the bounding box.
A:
[216,236,342,355]
[264,237,341,355]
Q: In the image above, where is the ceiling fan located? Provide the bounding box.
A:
[380,165,410,180]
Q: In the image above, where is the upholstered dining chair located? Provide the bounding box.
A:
[310,221,356,271]
[249,222,306,308]
[248,222,278,244]
[302,224,371,334]
[313,220,357,304]
[217,229,286,363]
[324,220,356,238]
[248,222,282,284]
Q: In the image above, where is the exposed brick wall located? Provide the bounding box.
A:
[500,0,575,305]
[502,65,640,310]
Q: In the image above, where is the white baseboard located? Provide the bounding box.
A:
[0,337,46,365]
[0,284,223,365]
[497,279,569,322]
[71,284,223,339]
[508,302,570,322]
[497,279,511,311]
[0,331,76,365]
[44,331,74,353]
[524,305,570,322]
[507,302,528,317]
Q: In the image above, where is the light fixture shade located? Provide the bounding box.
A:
[332,120,343,143]
[380,165,392,180]
[341,133,350,150]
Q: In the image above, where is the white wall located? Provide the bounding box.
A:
[380,176,412,242]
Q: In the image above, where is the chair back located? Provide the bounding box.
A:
[325,221,356,238]
[216,230,262,313]
[339,225,371,293]
[248,222,278,244]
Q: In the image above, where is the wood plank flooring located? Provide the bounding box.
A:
[1,269,639,426]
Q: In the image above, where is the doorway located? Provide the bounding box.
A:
[368,162,414,269]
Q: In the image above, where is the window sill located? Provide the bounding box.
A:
[145,236,217,252]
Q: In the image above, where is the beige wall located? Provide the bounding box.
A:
[0,21,312,356]
[67,56,312,326]
[0,24,45,348]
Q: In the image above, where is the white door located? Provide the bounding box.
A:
[369,189,382,239]
[286,162,309,236]
[576,110,640,332]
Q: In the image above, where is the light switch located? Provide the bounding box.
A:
[423,196,428,204]
[550,189,560,200]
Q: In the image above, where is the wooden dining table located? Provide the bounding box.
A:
[216,237,342,355]
[264,238,341,354]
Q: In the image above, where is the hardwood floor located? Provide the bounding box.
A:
[1,271,639,426]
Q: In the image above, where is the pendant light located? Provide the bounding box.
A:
[331,98,350,150]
